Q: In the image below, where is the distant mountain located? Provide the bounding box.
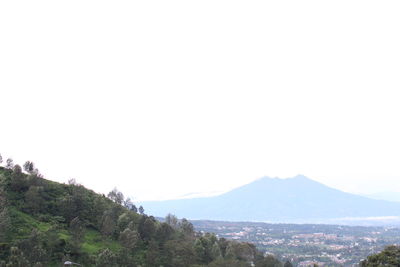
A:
[140,175,400,224]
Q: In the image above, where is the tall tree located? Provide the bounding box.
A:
[145,240,160,266]
[165,213,179,229]
[119,228,139,251]
[69,217,85,253]
[10,165,27,192]
[5,158,14,169]
[211,242,223,260]
[0,185,8,225]
[0,198,10,242]
[25,186,44,214]
[107,188,124,205]
[180,218,195,237]
[117,211,139,233]
[101,210,116,237]
[138,205,144,215]
[18,229,47,264]
[138,216,156,242]
[96,248,117,267]
[130,204,138,213]
[155,223,173,244]
[194,238,207,263]
[23,161,35,174]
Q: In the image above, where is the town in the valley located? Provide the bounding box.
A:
[192,220,400,266]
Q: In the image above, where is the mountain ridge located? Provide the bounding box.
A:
[140,175,400,224]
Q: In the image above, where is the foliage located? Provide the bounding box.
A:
[360,245,400,267]
[255,255,283,267]
[0,157,282,266]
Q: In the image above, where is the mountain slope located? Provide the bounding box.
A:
[364,191,400,202]
[140,175,400,223]
[0,162,275,266]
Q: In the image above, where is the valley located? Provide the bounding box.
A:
[192,220,400,266]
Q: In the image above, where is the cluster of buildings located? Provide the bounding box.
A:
[199,223,400,266]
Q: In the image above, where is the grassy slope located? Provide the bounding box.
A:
[10,208,120,253]
[0,167,122,260]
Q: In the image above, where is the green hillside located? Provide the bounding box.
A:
[0,157,285,267]
[360,245,400,267]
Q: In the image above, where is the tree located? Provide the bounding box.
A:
[138,205,144,215]
[255,254,283,267]
[145,240,160,266]
[163,239,196,267]
[0,207,10,242]
[92,196,109,229]
[96,248,117,267]
[194,238,207,263]
[6,247,30,267]
[361,245,400,266]
[107,188,124,205]
[69,217,85,253]
[43,225,65,262]
[180,218,195,237]
[165,213,179,229]
[284,260,293,267]
[117,211,139,233]
[211,242,223,260]
[138,216,156,241]
[218,237,230,257]
[123,197,136,211]
[23,161,35,174]
[69,183,91,222]
[5,158,14,169]
[13,164,22,174]
[155,223,174,244]
[130,204,137,213]
[68,178,78,185]
[0,187,10,242]
[10,165,27,192]
[25,186,44,214]
[101,210,116,237]
[224,242,237,260]
[119,228,139,250]
[18,229,47,264]
[0,153,3,165]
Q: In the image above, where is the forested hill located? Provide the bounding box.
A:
[0,156,285,267]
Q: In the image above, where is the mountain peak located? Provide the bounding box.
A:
[141,174,400,223]
[253,175,313,185]
[291,174,309,180]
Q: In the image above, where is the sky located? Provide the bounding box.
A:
[0,0,399,201]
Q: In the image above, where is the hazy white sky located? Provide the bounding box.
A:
[1,0,399,200]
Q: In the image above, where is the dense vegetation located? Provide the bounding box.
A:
[0,154,286,266]
[360,245,400,267]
